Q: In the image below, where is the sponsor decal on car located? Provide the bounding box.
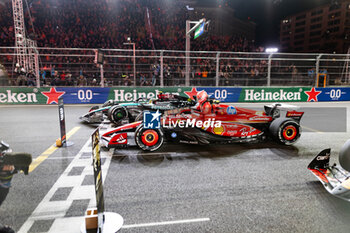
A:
[239,127,257,137]
[226,106,237,115]
[286,111,304,117]
[213,126,224,135]
[248,116,271,121]
[115,133,127,144]
[317,154,330,160]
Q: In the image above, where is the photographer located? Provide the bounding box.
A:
[0,164,15,206]
[0,141,32,233]
[0,155,16,233]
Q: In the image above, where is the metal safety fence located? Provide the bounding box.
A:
[0,47,349,87]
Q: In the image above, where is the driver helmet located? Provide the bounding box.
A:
[196,90,208,105]
[157,91,163,99]
[102,99,114,107]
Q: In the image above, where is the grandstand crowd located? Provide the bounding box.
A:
[0,0,311,87]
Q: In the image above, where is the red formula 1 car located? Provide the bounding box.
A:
[101,91,304,151]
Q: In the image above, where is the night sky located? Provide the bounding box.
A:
[199,0,333,46]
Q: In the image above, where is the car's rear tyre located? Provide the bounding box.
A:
[269,118,301,145]
[107,105,128,124]
[135,125,164,151]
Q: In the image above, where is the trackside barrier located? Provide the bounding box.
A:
[57,98,74,147]
[81,128,123,233]
[0,86,350,104]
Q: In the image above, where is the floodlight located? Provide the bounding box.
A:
[265,48,278,53]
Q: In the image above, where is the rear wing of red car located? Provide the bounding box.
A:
[264,103,304,121]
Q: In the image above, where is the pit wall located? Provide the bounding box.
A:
[0,87,349,105]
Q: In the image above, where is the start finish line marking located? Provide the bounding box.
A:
[122,218,210,229]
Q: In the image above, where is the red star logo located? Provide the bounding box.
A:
[184,87,198,100]
[305,87,321,102]
[41,87,65,104]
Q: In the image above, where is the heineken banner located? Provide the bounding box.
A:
[0,86,350,104]
[240,87,350,102]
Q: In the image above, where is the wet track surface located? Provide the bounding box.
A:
[0,102,350,232]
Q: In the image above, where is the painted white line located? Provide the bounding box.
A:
[301,125,324,134]
[122,218,210,229]
[347,106,350,133]
[46,156,107,160]
[46,156,77,160]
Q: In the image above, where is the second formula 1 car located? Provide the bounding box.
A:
[101,90,304,151]
[80,92,196,125]
[79,99,143,124]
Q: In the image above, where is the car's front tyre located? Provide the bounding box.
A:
[135,125,164,151]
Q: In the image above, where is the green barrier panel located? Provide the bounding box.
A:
[240,87,310,102]
[0,87,50,104]
[108,87,191,102]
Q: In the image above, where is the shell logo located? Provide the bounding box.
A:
[213,126,224,135]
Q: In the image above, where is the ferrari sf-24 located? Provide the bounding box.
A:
[101,90,304,151]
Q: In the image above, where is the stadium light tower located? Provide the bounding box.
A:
[265,47,279,87]
[12,0,27,71]
[124,37,136,86]
[12,0,40,87]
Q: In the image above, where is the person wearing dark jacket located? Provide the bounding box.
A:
[0,164,15,233]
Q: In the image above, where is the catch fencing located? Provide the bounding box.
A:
[0,47,349,87]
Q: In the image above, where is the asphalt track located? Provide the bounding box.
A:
[0,102,350,233]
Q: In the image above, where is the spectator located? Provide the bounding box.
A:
[122,74,133,86]
[77,75,87,86]
[0,0,263,87]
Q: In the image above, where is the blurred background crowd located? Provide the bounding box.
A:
[0,0,338,86]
